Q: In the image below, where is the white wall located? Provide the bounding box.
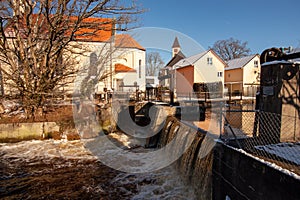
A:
[113,48,146,91]
[114,72,137,92]
[66,41,112,95]
[63,41,146,95]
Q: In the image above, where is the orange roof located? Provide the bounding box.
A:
[69,17,113,42]
[115,63,136,73]
[114,34,145,51]
[5,14,49,38]
[5,14,113,42]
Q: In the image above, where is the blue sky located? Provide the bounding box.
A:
[136,0,300,58]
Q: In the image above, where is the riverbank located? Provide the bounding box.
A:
[0,139,137,199]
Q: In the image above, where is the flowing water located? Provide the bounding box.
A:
[0,102,218,200]
[157,116,216,200]
[0,135,197,199]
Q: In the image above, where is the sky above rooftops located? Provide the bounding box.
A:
[137,0,300,57]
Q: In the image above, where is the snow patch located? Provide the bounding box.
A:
[255,143,300,165]
[226,144,300,180]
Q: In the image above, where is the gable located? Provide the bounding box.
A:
[115,34,145,51]
[175,51,208,68]
[175,49,227,69]
[226,54,259,70]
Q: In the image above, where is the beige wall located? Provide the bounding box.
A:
[174,50,225,96]
[243,56,260,86]
[224,55,260,95]
[225,68,243,83]
[194,51,225,85]
[114,72,137,92]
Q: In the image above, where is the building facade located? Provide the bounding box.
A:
[1,15,146,98]
[174,49,226,97]
[225,54,261,97]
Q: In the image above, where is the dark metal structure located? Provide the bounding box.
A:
[260,47,300,64]
[256,47,300,143]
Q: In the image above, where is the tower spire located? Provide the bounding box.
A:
[172,37,181,57]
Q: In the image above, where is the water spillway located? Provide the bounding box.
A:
[154,115,215,199]
[145,107,300,200]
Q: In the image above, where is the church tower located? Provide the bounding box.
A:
[172,37,181,57]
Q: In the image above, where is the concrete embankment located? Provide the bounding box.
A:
[0,122,60,142]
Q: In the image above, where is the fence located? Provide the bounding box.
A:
[176,92,223,102]
[221,109,300,175]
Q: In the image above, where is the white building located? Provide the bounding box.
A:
[112,34,146,92]
[71,32,146,96]
[173,49,227,97]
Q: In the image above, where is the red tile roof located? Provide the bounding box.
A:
[115,63,136,73]
[5,14,113,42]
[69,17,113,42]
[114,34,145,51]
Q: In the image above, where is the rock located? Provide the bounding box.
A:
[80,128,99,139]
[1,100,20,113]
[65,129,80,140]
[0,104,4,114]
[47,131,62,140]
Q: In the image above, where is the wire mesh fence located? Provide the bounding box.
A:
[221,109,300,175]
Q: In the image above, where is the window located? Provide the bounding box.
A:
[117,79,124,91]
[207,57,213,65]
[254,60,259,68]
[139,59,142,78]
[217,71,223,77]
[89,52,97,76]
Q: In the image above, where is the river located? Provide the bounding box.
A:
[0,134,196,200]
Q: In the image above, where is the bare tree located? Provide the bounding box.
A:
[210,37,251,61]
[146,52,164,76]
[0,0,143,119]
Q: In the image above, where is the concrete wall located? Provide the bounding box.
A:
[0,122,59,142]
[152,115,300,200]
[213,143,300,200]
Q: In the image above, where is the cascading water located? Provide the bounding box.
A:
[0,134,197,199]
[0,103,216,199]
[156,116,215,200]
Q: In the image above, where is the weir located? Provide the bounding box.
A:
[124,99,300,200]
[155,115,214,199]
[114,47,300,198]
[147,114,300,200]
